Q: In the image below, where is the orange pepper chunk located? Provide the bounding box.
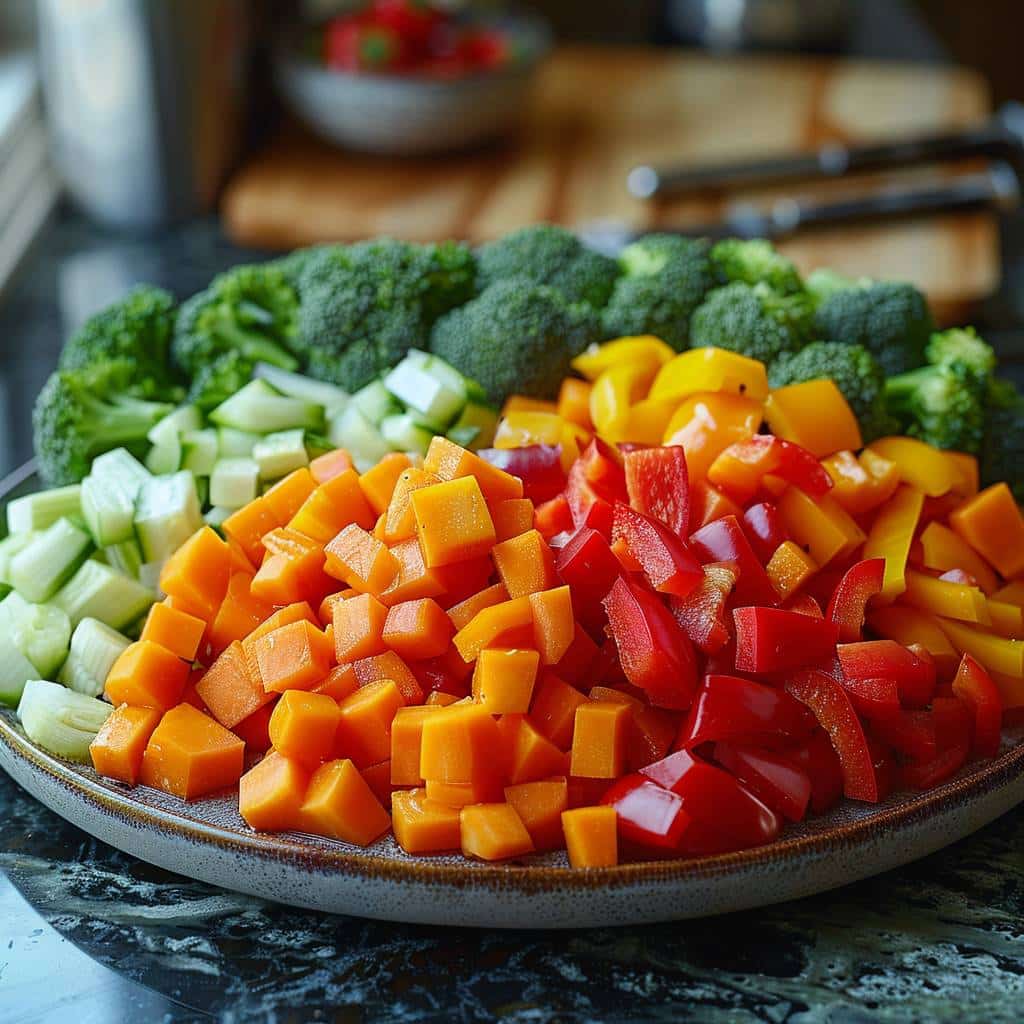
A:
[947,451,979,497]
[557,377,594,431]
[562,806,618,867]
[529,672,588,750]
[196,640,274,729]
[690,480,744,529]
[105,641,190,712]
[324,524,399,595]
[381,598,453,660]
[383,468,443,544]
[140,704,245,800]
[334,679,405,769]
[447,583,510,631]
[238,751,310,832]
[498,713,568,784]
[411,476,496,568]
[268,690,342,770]
[232,702,275,754]
[766,540,817,599]
[424,775,504,807]
[262,468,317,525]
[207,573,274,659]
[252,620,335,694]
[333,592,389,663]
[949,483,1024,580]
[663,391,763,482]
[392,788,462,854]
[569,701,630,779]
[90,704,162,785]
[822,450,900,518]
[312,663,359,702]
[491,498,536,543]
[288,469,376,543]
[918,521,998,594]
[390,705,442,786]
[419,703,502,784]
[504,777,568,851]
[588,686,676,772]
[452,596,533,662]
[423,436,524,503]
[528,586,575,665]
[460,803,534,861]
[377,538,445,607]
[472,649,539,713]
[352,650,424,704]
[359,452,413,516]
[222,498,278,568]
[778,487,865,568]
[140,601,206,662]
[764,379,862,458]
[300,758,391,846]
[159,526,232,622]
[309,448,353,484]
[426,690,461,707]
[491,529,558,599]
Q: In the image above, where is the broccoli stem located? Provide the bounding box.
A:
[208,309,299,371]
[87,396,172,450]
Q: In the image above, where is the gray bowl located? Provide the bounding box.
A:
[275,14,552,157]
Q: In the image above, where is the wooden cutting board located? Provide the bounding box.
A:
[222,46,998,320]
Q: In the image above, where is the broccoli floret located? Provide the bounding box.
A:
[430,278,600,405]
[58,285,182,400]
[33,360,174,485]
[171,263,301,382]
[805,268,856,305]
[924,326,996,384]
[601,235,715,351]
[476,225,619,308]
[981,377,1024,500]
[690,281,811,364]
[768,341,897,443]
[813,278,934,375]
[710,238,803,295]
[186,350,253,412]
[291,239,476,391]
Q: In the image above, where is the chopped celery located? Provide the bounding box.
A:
[134,472,203,564]
[384,353,467,429]
[0,531,36,588]
[210,458,259,509]
[0,592,72,678]
[58,617,131,698]
[52,559,155,629]
[217,427,260,457]
[253,364,350,415]
[252,429,309,480]
[147,404,202,446]
[9,517,93,603]
[380,413,434,455]
[104,538,144,579]
[181,428,219,477]
[6,485,82,533]
[209,380,324,433]
[329,404,391,472]
[352,379,400,425]
[0,645,38,706]
[17,679,113,761]
[145,437,181,474]
[82,448,151,547]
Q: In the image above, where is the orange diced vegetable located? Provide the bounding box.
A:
[196,640,274,729]
[288,469,376,542]
[918,521,998,594]
[411,476,496,568]
[334,679,405,768]
[381,598,453,660]
[504,777,568,851]
[391,788,462,854]
[498,714,568,784]
[766,540,817,599]
[105,640,190,712]
[390,705,441,785]
[140,601,206,662]
[360,759,394,806]
[238,751,310,832]
[569,701,630,779]
[240,602,317,676]
[426,690,461,707]
[588,686,676,772]
[300,758,391,846]
[491,498,535,542]
[89,704,162,785]
[207,572,274,658]
[222,498,277,567]
[252,619,335,693]
[262,468,317,524]
[359,452,412,515]
[949,483,1024,580]
[420,703,501,784]
[558,377,594,431]
[377,537,445,606]
[778,488,865,568]
[324,523,398,594]
[252,528,330,606]
[447,583,509,632]
[562,806,618,867]
[268,690,342,769]
[690,480,744,529]
[472,648,539,713]
[352,650,424,704]
[491,529,558,598]
[383,468,442,544]
[529,672,588,749]
[159,526,232,621]
[460,803,534,861]
[423,436,523,503]
[452,596,533,662]
[528,586,575,665]
[232,702,275,753]
[309,448,353,484]
[312,663,358,702]
[425,776,503,807]
[764,379,862,458]
[333,592,389,663]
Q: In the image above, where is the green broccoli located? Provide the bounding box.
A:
[812,276,934,376]
[171,263,301,382]
[186,350,253,412]
[291,239,476,392]
[601,235,715,351]
[768,341,897,443]
[710,238,803,295]
[33,360,175,486]
[689,281,812,364]
[58,285,182,401]
[430,278,600,405]
[924,326,996,384]
[981,377,1024,500]
[476,224,619,308]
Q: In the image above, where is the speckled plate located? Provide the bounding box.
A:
[3,463,1024,928]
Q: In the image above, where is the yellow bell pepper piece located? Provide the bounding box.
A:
[917,521,998,594]
[502,396,558,416]
[649,347,769,404]
[493,412,584,471]
[764,379,862,459]
[900,570,991,625]
[572,336,675,382]
[663,392,763,482]
[867,605,959,675]
[589,364,655,441]
[936,617,1024,678]
[556,378,593,432]
[988,670,1024,709]
[822,449,902,519]
[946,451,979,497]
[987,600,1024,638]
[620,398,680,446]
[993,581,1024,608]
[862,484,924,601]
[777,488,865,568]
[766,540,817,599]
[949,483,1024,580]
[866,437,962,498]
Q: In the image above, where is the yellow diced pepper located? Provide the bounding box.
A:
[946,451,979,497]
[493,412,584,471]
[589,364,655,441]
[901,570,991,625]
[571,335,675,382]
[988,670,1024,709]
[862,484,924,600]
[987,600,1024,639]
[766,540,817,599]
[867,605,958,674]
[662,392,763,482]
[502,396,558,416]
[866,437,962,498]
[649,347,769,404]
[777,487,865,567]
[621,397,680,446]
[918,521,998,594]
[764,379,863,459]
[936,617,1024,678]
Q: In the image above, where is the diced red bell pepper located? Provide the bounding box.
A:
[611,503,703,599]
[603,576,698,710]
[535,493,573,541]
[567,438,627,535]
[732,607,840,674]
[623,446,690,538]
[826,558,885,643]
[593,636,628,686]
[784,593,824,618]
[668,561,737,654]
[689,515,779,607]
[713,741,812,822]
[787,729,844,813]
[785,670,880,802]
[869,709,939,762]
[900,697,971,790]
[741,502,789,564]
[932,694,973,750]
[681,674,817,749]
[866,732,897,801]
[478,445,566,503]
[836,640,936,710]
[601,774,690,850]
[839,676,902,721]
[708,435,833,504]
[552,623,600,685]
[951,654,1003,759]
[555,526,622,628]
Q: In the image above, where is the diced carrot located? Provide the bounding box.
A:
[460,803,534,861]
[311,663,359,702]
[498,714,567,784]
[196,640,274,729]
[491,499,535,542]
[140,601,206,662]
[359,452,413,515]
[105,641,190,711]
[528,586,575,665]
[140,704,245,800]
[223,498,278,571]
[352,650,424,705]
[334,679,405,768]
[420,703,502,784]
[232,701,275,753]
[505,776,568,851]
[252,620,335,694]
[268,690,342,770]
[360,759,394,806]
[570,701,630,779]
[562,806,618,867]
[180,676,209,713]
[240,602,317,677]
[289,469,376,543]
[382,598,453,660]
[529,673,588,749]
[423,436,524,503]
[262,468,317,525]
[390,705,442,786]
[253,528,330,606]
[424,776,504,807]
[238,751,310,832]
[90,704,162,785]
[159,527,232,622]
[207,573,274,659]
[383,468,443,544]
[588,686,676,772]
[452,596,533,662]
[535,494,573,540]
[373,512,388,541]
[300,759,391,846]
[391,788,462,854]
[552,624,600,684]
[333,592,389,663]
[491,530,558,599]
[226,537,257,575]
[411,476,497,569]
[318,591,343,626]
[310,448,353,484]
[377,537,445,607]
[426,690,460,707]
[447,583,509,631]
[324,523,398,594]
[472,649,539,713]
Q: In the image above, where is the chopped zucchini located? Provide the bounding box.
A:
[210,458,260,509]
[252,429,309,480]
[181,428,219,477]
[380,413,434,455]
[145,437,181,474]
[147,404,202,446]
[217,427,260,457]
[209,380,324,433]
[0,646,39,706]
[384,353,467,430]
[134,472,203,565]
[253,364,350,415]
[17,679,113,761]
[104,538,144,579]
[351,379,400,425]
[6,485,82,533]
[52,558,155,630]
[58,617,131,698]
[8,517,93,603]
[0,531,37,588]
[82,448,151,547]
[329,404,391,472]
[0,591,72,678]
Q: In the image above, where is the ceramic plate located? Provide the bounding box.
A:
[3,464,1024,929]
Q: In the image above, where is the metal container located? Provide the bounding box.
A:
[36,0,251,229]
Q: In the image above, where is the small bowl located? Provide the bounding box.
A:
[274,13,552,157]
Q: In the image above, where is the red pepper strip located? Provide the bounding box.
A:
[681,674,817,749]
[826,558,885,643]
[566,441,628,539]
[951,654,1003,759]
[535,493,573,541]
[732,607,841,674]
[624,445,690,538]
[741,502,789,564]
[785,670,880,802]
[611,503,703,599]
[900,699,971,790]
[784,593,824,618]
[869,710,939,762]
[840,676,902,721]
[836,640,936,709]
[477,444,566,503]
[601,774,690,850]
[689,515,779,607]
[932,695,974,750]
[866,732,898,802]
[708,435,833,504]
[668,561,737,654]
[713,741,812,822]
[555,526,622,629]
[787,730,844,814]
[603,576,698,711]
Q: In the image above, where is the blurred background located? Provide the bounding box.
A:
[1,0,1023,477]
